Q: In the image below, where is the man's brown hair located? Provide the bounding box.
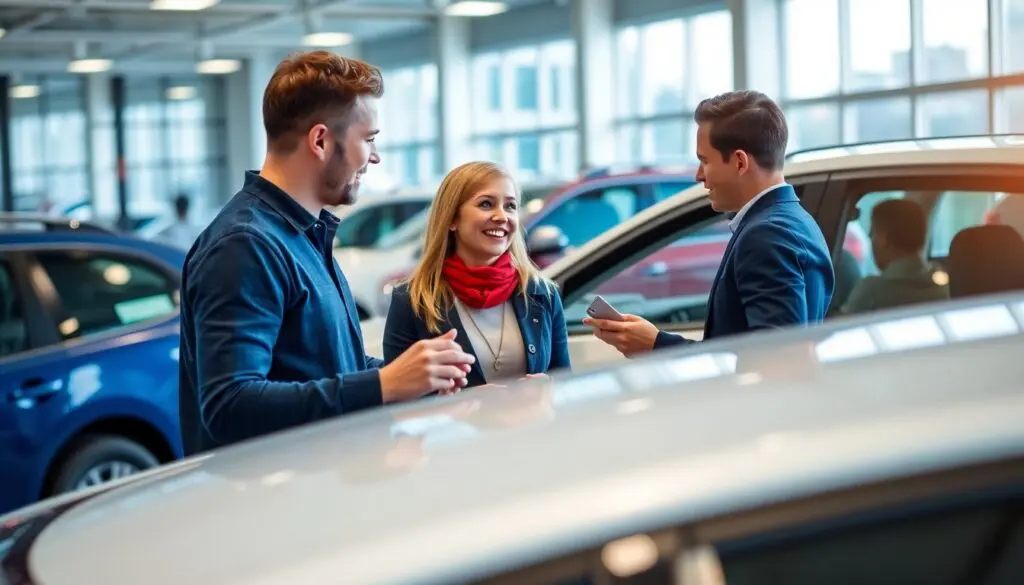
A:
[871,198,928,253]
[262,50,384,153]
[694,90,788,171]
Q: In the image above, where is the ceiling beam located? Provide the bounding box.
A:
[0,0,439,18]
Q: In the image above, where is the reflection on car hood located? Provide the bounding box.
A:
[11,294,1024,585]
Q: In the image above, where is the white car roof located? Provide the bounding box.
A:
[544,134,1024,277]
[11,293,1024,585]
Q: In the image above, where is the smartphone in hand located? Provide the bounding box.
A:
[586,295,625,322]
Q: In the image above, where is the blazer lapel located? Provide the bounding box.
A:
[445,302,487,385]
[511,293,538,374]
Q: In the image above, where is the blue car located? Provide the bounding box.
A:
[0,214,185,515]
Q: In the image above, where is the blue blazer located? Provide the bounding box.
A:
[655,185,835,349]
[384,279,571,387]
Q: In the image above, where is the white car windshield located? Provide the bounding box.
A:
[376,207,430,248]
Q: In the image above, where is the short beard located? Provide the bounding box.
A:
[321,140,358,206]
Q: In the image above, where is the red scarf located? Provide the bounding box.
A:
[442,252,518,309]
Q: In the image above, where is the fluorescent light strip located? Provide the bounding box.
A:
[150,0,220,10]
[68,59,113,73]
[302,32,354,47]
[444,1,508,17]
[9,84,41,99]
[196,58,241,74]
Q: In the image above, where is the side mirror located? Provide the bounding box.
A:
[527,226,569,256]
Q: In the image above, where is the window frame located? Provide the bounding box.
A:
[818,163,1024,261]
[0,250,60,362]
[16,243,181,350]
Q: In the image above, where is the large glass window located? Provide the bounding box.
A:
[920,0,988,84]
[377,63,440,188]
[781,0,1015,151]
[615,10,734,167]
[846,0,911,91]
[917,90,989,137]
[783,0,840,99]
[8,76,89,214]
[1002,0,1024,75]
[119,76,227,226]
[470,39,578,181]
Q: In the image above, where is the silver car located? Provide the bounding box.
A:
[2,293,1024,585]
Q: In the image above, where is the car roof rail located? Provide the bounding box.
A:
[0,213,118,235]
[785,133,1024,160]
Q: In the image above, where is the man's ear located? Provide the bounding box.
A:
[733,150,750,175]
[307,123,329,161]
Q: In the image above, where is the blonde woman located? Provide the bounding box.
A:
[383,161,570,389]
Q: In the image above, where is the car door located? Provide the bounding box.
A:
[0,250,76,511]
[817,164,1024,318]
[553,177,829,370]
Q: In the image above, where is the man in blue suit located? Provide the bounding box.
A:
[585,90,834,356]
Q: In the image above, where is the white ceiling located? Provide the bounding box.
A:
[0,0,543,74]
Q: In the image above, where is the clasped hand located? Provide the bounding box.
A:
[379,329,475,402]
[583,314,659,357]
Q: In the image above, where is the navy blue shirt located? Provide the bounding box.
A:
[178,172,383,455]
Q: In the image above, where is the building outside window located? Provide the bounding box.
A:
[95,76,227,224]
[376,63,440,189]
[7,76,90,214]
[781,0,1024,152]
[614,10,735,168]
[470,39,579,182]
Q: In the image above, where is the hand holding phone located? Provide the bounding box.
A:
[586,295,625,322]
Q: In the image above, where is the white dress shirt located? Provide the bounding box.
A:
[728,182,789,233]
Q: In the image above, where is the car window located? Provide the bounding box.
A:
[533,186,640,248]
[837,189,1024,317]
[653,180,696,202]
[35,251,179,339]
[336,201,430,248]
[561,214,730,329]
[377,206,431,249]
[0,257,28,358]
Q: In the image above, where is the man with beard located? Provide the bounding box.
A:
[178,51,475,455]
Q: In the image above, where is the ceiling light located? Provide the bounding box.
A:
[9,85,41,99]
[68,58,113,73]
[444,1,508,16]
[166,85,197,100]
[150,0,220,10]
[302,32,354,47]
[196,58,241,74]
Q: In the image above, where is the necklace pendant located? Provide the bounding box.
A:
[493,358,502,371]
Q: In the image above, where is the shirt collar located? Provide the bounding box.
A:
[728,182,789,232]
[244,170,341,233]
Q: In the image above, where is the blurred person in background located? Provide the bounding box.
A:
[840,199,948,314]
[383,161,570,390]
[585,90,835,356]
[154,192,204,250]
[178,51,475,456]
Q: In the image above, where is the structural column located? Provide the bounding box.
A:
[110,75,129,230]
[435,14,474,170]
[224,50,277,196]
[727,0,783,98]
[0,75,13,212]
[571,0,615,170]
[83,72,115,219]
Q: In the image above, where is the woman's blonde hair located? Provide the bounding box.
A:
[407,161,542,333]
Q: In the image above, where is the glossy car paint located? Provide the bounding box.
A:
[3,292,1024,585]
[0,229,185,515]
